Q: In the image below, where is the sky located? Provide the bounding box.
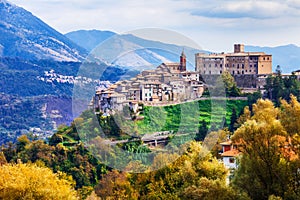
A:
[8,0,300,52]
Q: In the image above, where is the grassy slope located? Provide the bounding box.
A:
[135,99,248,134]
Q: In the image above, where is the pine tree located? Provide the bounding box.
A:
[229,107,237,132]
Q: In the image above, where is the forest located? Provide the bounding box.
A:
[0,95,299,199]
[1,71,300,199]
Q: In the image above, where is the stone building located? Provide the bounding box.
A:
[195,44,272,75]
[195,44,272,91]
[94,51,204,114]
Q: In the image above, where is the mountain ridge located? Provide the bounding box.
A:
[65,29,205,71]
[0,0,87,61]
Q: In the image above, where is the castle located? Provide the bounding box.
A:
[94,44,273,114]
[196,44,272,92]
[195,44,272,75]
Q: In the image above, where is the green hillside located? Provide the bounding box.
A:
[130,99,248,136]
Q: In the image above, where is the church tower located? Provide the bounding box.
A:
[180,49,186,71]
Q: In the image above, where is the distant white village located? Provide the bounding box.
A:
[37,69,109,85]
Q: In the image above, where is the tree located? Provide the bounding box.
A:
[130,141,242,199]
[197,119,208,141]
[94,170,138,199]
[0,151,7,165]
[264,71,300,103]
[217,71,241,97]
[16,135,30,152]
[49,133,64,146]
[229,107,238,132]
[179,177,249,200]
[280,95,300,135]
[232,99,300,199]
[0,163,78,200]
[235,106,251,128]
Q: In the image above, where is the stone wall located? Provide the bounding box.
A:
[201,74,259,89]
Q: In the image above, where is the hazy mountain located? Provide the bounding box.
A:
[65,30,116,52]
[66,30,205,71]
[66,30,300,73]
[245,44,300,73]
[0,0,87,61]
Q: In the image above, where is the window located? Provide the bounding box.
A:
[237,64,239,69]
[242,64,244,69]
[220,64,222,68]
[215,64,217,67]
[232,64,235,67]
[250,64,252,68]
[242,71,244,74]
[220,70,222,74]
[229,158,235,163]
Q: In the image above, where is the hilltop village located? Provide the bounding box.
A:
[94,50,204,114]
[93,44,273,114]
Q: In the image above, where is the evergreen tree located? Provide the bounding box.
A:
[196,120,208,141]
[229,107,237,132]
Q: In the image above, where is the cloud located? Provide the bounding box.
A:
[191,0,299,19]
[7,0,300,51]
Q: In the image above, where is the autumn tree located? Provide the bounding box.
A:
[94,170,138,199]
[0,151,7,165]
[280,95,300,135]
[0,163,78,200]
[129,141,245,199]
[232,98,300,199]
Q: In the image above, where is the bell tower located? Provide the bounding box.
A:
[180,49,186,71]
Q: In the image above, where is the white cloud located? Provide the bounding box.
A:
[191,0,300,19]
[7,0,300,51]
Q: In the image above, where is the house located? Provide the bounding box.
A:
[219,140,240,184]
[220,140,240,169]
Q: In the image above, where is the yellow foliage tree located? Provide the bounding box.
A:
[232,98,300,199]
[0,163,78,200]
[280,95,300,135]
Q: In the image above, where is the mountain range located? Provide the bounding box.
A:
[65,30,300,73]
[66,29,204,71]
